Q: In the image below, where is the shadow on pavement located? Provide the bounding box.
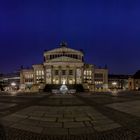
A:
[0,123,6,140]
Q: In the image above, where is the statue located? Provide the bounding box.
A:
[60,42,68,48]
[60,80,68,94]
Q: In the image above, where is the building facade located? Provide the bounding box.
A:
[108,74,130,90]
[128,70,140,90]
[0,72,20,91]
[20,42,108,92]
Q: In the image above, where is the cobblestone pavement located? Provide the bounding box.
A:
[0,92,140,139]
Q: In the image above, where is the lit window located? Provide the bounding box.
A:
[37,70,42,75]
[36,71,39,75]
[42,71,44,75]
[84,71,86,75]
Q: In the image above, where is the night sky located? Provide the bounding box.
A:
[0,0,140,74]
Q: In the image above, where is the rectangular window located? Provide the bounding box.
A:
[69,70,73,75]
[84,71,87,75]
[36,71,39,75]
[42,71,44,75]
[62,70,66,75]
[39,70,42,75]
[95,73,103,78]
[55,70,59,75]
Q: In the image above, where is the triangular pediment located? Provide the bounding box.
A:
[45,47,83,55]
[48,56,82,62]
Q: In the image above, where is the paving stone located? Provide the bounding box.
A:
[11,123,43,134]
[16,111,31,116]
[10,113,29,119]
[44,117,57,122]
[63,114,75,118]
[44,114,63,118]
[0,92,135,137]
[42,128,68,135]
[69,127,94,135]
[71,113,87,118]
[75,117,91,122]
[1,120,14,127]
[89,115,109,121]
[107,100,140,118]
[38,121,62,128]
[64,122,85,128]
[2,115,24,123]
[28,112,44,117]
[29,116,56,122]
[58,118,74,122]
[93,119,115,125]
[84,121,93,127]
[0,103,17,109]
[20,119,40,126]
[94,123,121,132]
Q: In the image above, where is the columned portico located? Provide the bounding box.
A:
[20,42,108,92]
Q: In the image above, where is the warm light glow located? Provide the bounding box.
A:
[11,82,16,86]
[10,91,18,96]
[62,79,66,85]
[112,82,117,86]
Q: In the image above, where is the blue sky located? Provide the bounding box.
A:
[0,0,140,74]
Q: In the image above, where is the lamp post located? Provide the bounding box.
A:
[112,82,117,88]
[11,82,16,91]
[112,81,118,96]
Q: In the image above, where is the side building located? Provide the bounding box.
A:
[128,70,140,90]
[0,72,20,91]
[20,42,108,92]
[108,74,130,90]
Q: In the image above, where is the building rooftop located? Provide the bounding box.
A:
[133,70,140,79]
[109,74,131,79]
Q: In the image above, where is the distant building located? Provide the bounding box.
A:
[0,72,20,89]
[128,70,140,90]
[108,74,130,90]
[20,42,108,92]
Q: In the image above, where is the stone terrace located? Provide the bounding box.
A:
[0,92,140,139]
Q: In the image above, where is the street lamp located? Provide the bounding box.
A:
[112,81,118,96]
[11,82,17,91]
[112,81,118,90]
[11,82,16,87]
[112,82,117,86]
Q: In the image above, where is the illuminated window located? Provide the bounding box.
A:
[84,71,86,75]
[36,71,39,75]
[42,71,44,75]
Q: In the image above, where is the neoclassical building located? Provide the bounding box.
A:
[20,42,108,92]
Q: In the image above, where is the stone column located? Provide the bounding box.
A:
[74,67,77,84]
[81,66,84,84]
[44,66,47,84]
[33,69,36,84]
[51,66,53,84]
[59,66,61,84]
[66,66,69,84]
[20,71,24,84]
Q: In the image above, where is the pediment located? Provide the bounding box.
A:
[45,47,83,55]
[48,56,81,62]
